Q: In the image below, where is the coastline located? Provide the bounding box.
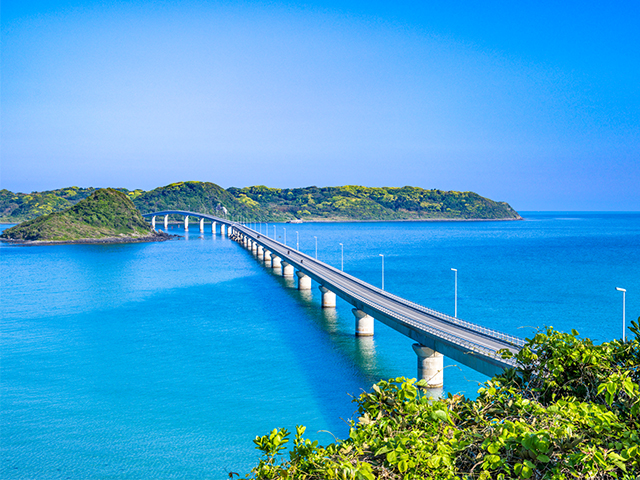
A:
[291,216,523,223]
[0,231,176,246]
[1,217,523,227]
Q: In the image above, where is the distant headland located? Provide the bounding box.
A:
[0,188,171,245]
[1,182,522,225]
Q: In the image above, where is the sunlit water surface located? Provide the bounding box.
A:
[2,213,639,478]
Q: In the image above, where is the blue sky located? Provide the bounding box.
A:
[2,1,638,210]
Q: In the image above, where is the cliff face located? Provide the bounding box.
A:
[0,188,158,242]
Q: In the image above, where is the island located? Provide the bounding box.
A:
[0,188,170,244]
[1,182,522,224]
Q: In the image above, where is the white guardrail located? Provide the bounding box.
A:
[193,219,524,363]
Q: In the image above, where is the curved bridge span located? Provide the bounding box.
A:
[144,211,525,386]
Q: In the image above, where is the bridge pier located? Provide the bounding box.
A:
[257,245,264,260]
[296,271,312,290]
[252,242,258,255]
[352,309,374,336]
[281,261,294,277]
[264,250,272,267]
[221,224,226,236]
[319,286,336,308]
[164,215,169,230]
[212,221,217,234]
[412,344,444,388]
[184,215,189,231]
[271,255,282,268]
[200,218,205,233]
[151,215,156,230]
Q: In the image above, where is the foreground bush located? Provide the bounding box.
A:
[249,319,640,479]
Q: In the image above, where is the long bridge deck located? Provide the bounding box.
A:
[144,211,525,382]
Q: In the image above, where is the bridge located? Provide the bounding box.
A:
[144,210,525,387]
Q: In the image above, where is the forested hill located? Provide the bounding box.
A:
[1,182,522,223]
[0,189,158,243]
[227,185,521,221]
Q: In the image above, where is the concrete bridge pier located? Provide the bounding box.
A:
[212,221,217,234]
[151,216,156,230]
[257,245,264,260]
[252,242,258,255]
[200,218,205,233]
[281,261,294,277]
[296,271,312,290]
[319,286,336,308]
[412,344,444,388]
[271,255,282,269]
[164,215,169,230]
[184,215,189,231]
[264,251,272,267]
[221,224,226,236]
[352,309,374,336]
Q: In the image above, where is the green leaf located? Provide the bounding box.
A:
[432,409,448,422]
[537,454,550,463]
[375,445,391,456]
[487,442,501,454]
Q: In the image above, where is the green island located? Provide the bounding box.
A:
[248,324,640,479]
[0,188,169,244]
[1,181,522,224]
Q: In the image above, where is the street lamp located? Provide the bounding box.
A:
[451,268,458,318]
[314,236,317,259]
[380,254,384,290]
[296,231,299,250]
[283,227,286,245]
[616,287,627,342]
[339,243,344,271]
[273,225,276,239]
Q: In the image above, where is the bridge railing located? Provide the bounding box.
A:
[379,290,528,348]
[271,233,528,349]
[364,300,518,367]
[236,224,524,359]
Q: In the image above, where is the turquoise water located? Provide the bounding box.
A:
[2,213,639,478]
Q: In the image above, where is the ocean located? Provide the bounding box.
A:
[2,212,638,478]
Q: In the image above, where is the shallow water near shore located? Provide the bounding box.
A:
[2,212,639,478]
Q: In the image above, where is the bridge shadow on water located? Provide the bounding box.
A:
[244,249,453,400]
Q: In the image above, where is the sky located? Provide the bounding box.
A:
[2,0,639,210]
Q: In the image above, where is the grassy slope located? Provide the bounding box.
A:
[0,188,153,241]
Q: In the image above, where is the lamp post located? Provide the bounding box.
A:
[273,225,276,239]
[339,243,344,271]
[616,287,627,342]
[296,231,299,250]
[451,268,458,318]
[283,227,286,246]
[314,236,317,259]
[380,254,384,290]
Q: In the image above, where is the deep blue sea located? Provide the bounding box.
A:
[2,213,639,478]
